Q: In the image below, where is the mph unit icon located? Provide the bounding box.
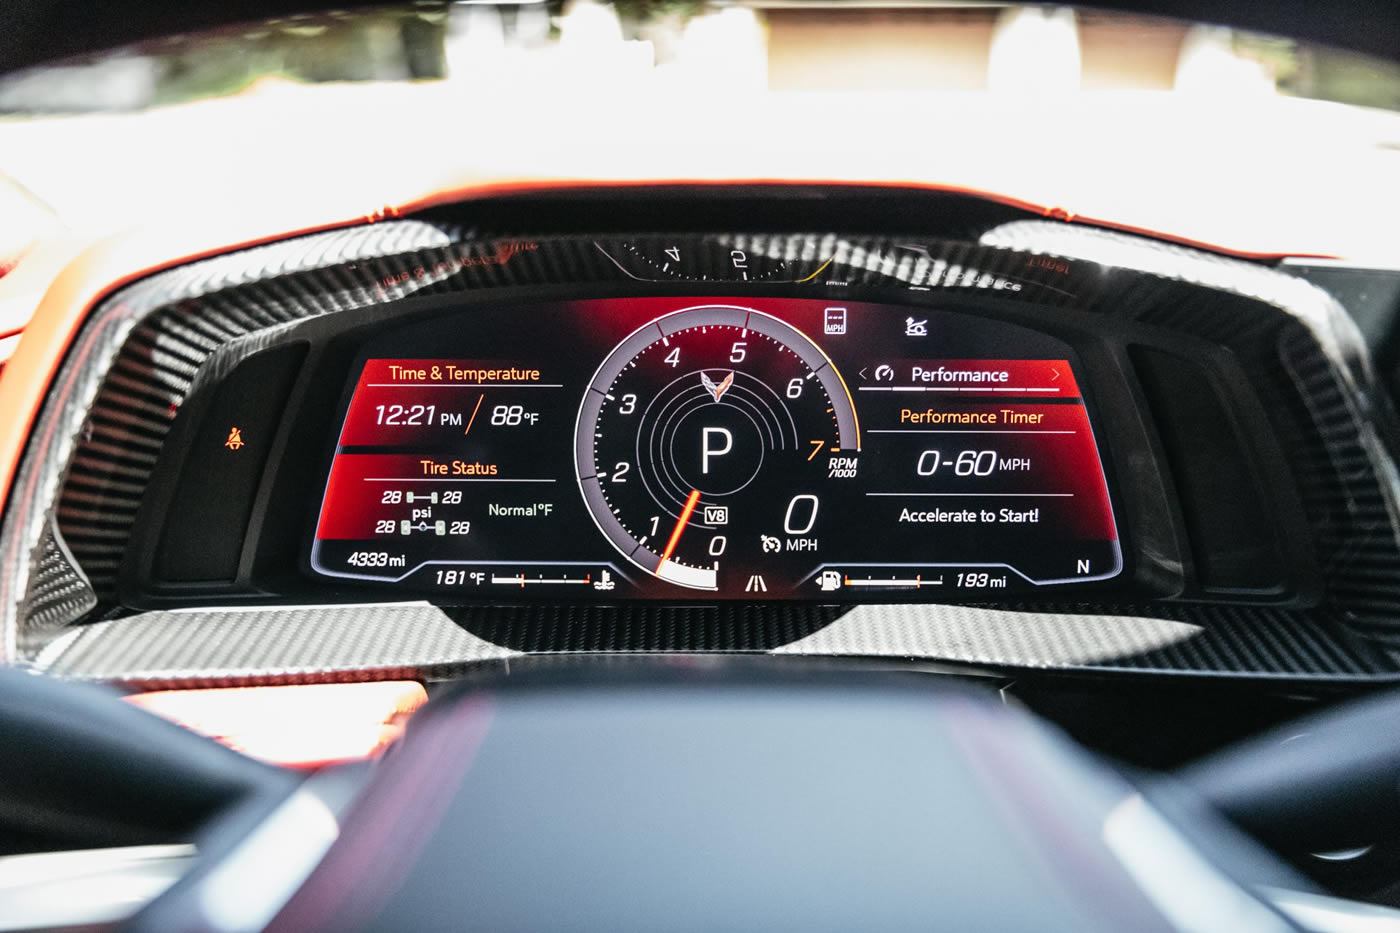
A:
[823,307,847,335]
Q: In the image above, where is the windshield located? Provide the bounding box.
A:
[1,2,1398,260]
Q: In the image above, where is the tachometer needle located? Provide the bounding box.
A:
[656,489,702,574]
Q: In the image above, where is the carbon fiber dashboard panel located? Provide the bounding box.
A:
[5,206,1400,685]
[20,522,96,634]
[52,224,460,605]
[30,602,1396,686]
[32,604,518,688]
[1,221,459,659]
[981,222,1400,647]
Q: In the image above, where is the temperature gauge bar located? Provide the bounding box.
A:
[489,572,592,587]
[408,564,630,592]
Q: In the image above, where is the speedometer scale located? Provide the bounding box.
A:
[576,307,860,591]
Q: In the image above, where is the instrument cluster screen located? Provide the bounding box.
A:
[311,297,1121,599]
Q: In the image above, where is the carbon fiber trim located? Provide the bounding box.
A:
[33,604,518,687]
[55,223,461,606]
[775,604,1398,678]
[6,214,1400,684]
[981,222,1400,646]
[19,523,96,635]
[0,220,460,660]
[30,602,1397,685]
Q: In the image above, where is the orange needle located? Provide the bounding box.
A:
[657,489,702,573]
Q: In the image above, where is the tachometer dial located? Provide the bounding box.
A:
[576,306,859,590]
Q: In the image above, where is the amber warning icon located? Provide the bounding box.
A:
[224,427,245,451]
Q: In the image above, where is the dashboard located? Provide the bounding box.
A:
[5,189,1400,924]
[3,191,1400,690]
[312,296,1119,599]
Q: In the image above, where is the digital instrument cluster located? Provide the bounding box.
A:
[311,297,1121,599]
